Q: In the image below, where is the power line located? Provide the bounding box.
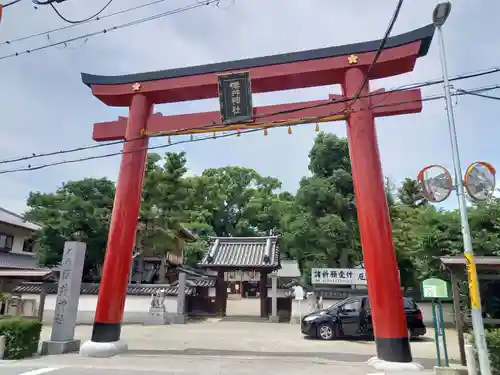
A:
[31,0,67,4]
[456,88,500,101]
[1,65,500,166]
[152,0,403,145]
[38,0,114,24]
[0,0,221,60]
[1,0,169,45]
[1,83,499,176]
[4,0,23,7]
[350,0,404,102]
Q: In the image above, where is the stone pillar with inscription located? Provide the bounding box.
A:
[41,241,86,355]
[173,271,186,324]
[269,273,279,323]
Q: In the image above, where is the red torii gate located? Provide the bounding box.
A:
[79,24,435,363]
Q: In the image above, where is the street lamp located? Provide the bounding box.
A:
[433,3,492,375]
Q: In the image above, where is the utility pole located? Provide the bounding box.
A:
[433,3,492,375]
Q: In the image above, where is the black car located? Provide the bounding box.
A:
[301,296,426,340]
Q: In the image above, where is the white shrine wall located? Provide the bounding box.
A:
[16,293,179,325]
[266,287,287,298]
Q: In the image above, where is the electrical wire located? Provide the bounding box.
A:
[31,0,61,4]
[4,0,23,7]
[0,0,221,59]
[43,0,114,24]
[196,0,236,9]
[317,0,404,134]
[456,88,500,101]
[1,83,499,176]
[1,65,500,166]
[349,0,404,103]
[1,0,169,46]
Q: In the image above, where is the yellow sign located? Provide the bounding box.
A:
[464,253,480,309]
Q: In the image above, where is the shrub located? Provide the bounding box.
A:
[0,317,42,359]
[470,329,500,375]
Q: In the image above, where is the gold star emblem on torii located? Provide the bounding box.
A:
[132,83,141,92]
[348,54,358,65]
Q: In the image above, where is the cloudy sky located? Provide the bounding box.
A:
[0,0,498,214]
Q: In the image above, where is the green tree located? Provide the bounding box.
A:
[182,222,215,267]
[187,166,285,237]
[281,133,360,281]
[138,152,191,282]
[25,178,116,279]
[398,178,426,207]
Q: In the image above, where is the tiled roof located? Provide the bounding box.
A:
[266,277,301,289]
[179,226,197,242]
[177,265,214,278]
[0,252,44,270]
[198,236,280,269]
[13,282,196,296]
[0,207,41,231]
[171,277,216,288]
[0,269,52,278]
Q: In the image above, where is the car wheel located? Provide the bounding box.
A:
[317,323,336,340]
[408,328,413,341]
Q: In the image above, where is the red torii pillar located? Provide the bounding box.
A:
[79,24,435,364]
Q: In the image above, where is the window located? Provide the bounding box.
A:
[403,298,417,309]
[0,234,14,251]
[23,239,34,253]
[341,300,362,313]
[364,297,416,310]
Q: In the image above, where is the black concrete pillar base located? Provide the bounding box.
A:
[375,336,412,362]
[91,322,122,343]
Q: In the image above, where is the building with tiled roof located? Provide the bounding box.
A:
[197,236,282,318]
[0,207,52,281]
[198,236,280,270]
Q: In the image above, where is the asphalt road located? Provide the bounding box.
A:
[1,366,191,375]
[1,367,174,375]
[0,353,400,375]
[2,320,448,375]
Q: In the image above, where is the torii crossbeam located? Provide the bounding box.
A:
[92,89,422,141]
[79,24,435,366]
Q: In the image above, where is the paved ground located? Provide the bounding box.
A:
[0,320,459,374]
[41,319,463,362]
[0,354,393,375]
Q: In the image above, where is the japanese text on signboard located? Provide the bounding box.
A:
[54,247,73,325]
[311,268,367,285]
[218,72,253,124]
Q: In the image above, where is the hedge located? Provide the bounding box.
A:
[0,317,42,359]
[471,329,500,375]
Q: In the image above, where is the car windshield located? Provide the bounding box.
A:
[326,300,348,310]
[403,298,417,309]
[338,297,416,310]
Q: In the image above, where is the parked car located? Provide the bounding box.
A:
[301,295,426,340]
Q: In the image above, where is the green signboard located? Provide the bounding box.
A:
[420,278,452,300]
